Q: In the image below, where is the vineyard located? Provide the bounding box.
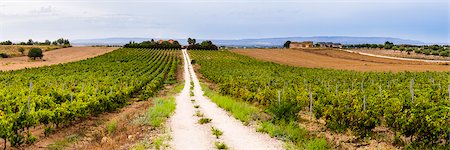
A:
[0,48,179,148]
[190,50,450,147]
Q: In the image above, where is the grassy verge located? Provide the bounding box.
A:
[201,84,259,125]
[47,134,81,150]
[131,133,172,150]
[131,83,182,149]
[200,83,330,149]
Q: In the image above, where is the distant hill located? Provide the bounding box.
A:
[72,36,425,47]
[72,37,150,46]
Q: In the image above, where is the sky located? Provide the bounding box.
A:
[0,0,449,44]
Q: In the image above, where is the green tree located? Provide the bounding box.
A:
[383,41,393,49]
[26,39,34,45]
[27,48,43,60]
[0,40,12,45]
[187,38,196,45]
[398,46,405,52]
[406,48,413,55]
[44,40,51,45]
[439,50,449,57]
[392,46,399,51]
[283,41,291,48]
[200,40,213,47]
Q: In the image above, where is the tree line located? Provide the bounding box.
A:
[124,39,182,49]
[0,38,71,46]
[345,41,449,57]
[187,37,218,50]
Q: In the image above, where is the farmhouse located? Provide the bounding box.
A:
[290,41,313,48]
[158,39,175,44]
[317,42,343,48]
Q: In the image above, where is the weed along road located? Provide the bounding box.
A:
[169,49,283,150]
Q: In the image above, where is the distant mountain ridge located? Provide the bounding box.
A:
[72,36,425,46]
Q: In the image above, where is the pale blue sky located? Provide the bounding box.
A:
[0,0,448,43]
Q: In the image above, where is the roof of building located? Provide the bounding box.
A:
[317,42,342,45]
[291,41,313,44]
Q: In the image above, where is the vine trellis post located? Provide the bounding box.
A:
[379,84,382,97]
[448,85,450,102]
[335,82,339,96]
[277,90,281,105]
[309,85,313,118]
[410,79,415,104]
[28,81,33,112]
[95,82,99,94]
[363,95,366,111]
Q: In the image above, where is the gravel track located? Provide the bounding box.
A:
[169,49,283,150]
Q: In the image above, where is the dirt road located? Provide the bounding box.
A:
[0,46,117,71]
[169,49,215,149]
[169,49,283,150]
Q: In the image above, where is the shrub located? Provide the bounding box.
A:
[198,118,212,124]
[106,120,118,135]
[27,48,43,60]
[304,138,330,150]
[439,51,449,57]
[26,132,37,144]
[266,101,300,121]
[431,50,440,56]
[44,126,54,137]
[211,127,223,139]
[18,47,25,55]
[414,49,422,54]
[0,53,8,58]
[423,49,431,55]
[214,142,228,149]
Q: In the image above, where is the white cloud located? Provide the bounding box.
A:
[0,0,448,43]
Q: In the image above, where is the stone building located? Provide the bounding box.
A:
[289,41,313,48]
[317,42,343,48]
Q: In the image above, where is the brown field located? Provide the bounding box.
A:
[232,48,450,72]
[0,46,118,71]
[0,45,63,57]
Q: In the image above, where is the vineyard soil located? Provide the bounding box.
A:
[233,49,450,72]
[0,46,117,71]
[348,48,450,61]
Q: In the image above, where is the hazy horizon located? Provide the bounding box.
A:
[1,0,449,44]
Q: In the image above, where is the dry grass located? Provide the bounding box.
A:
[232,48,450,72]
[0,45,62,57]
